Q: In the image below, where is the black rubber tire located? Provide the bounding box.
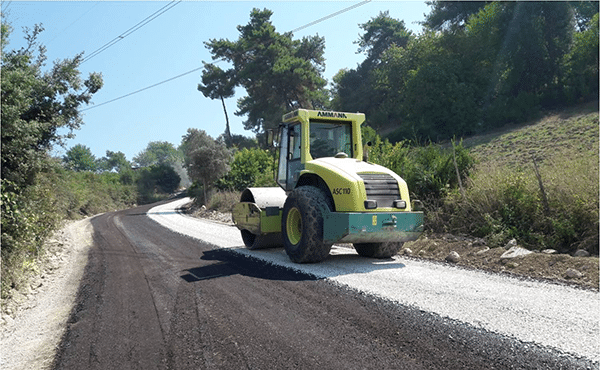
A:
[282,186,333,263]
[240,229,282,250]
[353,242,404,258]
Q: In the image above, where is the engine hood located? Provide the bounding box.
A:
[309,157,400,182]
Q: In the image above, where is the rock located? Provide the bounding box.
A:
[505,261,519,268]
[445,251,461,263]
[505,238,518,249]
[573,249,590,257]
[541,249,557,254]
[201,205,207,211]
[403,248,413,256]
[565,268,584,279]
[472,238,486,247]
[476,247,490,255]
[500,245,533,259]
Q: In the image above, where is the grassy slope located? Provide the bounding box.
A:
[464,101,598,166]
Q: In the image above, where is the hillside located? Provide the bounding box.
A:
[464,101,598,167]
[405,101,599,290]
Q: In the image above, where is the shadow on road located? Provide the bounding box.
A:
[181,248,321,283]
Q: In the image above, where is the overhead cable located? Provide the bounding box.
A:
[81,66,203,112]
[82,1,181,64]
[83,0,371,111]
[291,0,371,33]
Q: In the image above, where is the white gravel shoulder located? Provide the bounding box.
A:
[149,197,600,362]
[0,217,95,370]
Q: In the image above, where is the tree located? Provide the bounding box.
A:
[181,129,232,203]
[63,144,97,171]
[356,11,413,67]
[203,8,327,134]
[423,1,489,31]
[133,141,181,168]
[332,12,414,127]
[98,150,130,172]
[138,164,181,196]
[1,22,103,190]
[562,13,599,103]
[198,63,236,146]
[465,2,576,123]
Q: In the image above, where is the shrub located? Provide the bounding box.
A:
[437,151,599,254]
[367,138,475,203]
[216,148,276,191]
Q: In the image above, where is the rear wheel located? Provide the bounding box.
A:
[353,242,403,258]
[282,186,332,263]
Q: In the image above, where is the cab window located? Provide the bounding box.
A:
[309,121,352,159]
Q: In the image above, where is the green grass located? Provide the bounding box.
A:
[464,102,598,167]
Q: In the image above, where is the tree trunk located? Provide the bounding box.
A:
[220,95,232,147]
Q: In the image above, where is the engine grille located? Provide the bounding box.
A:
[358,173,401,208]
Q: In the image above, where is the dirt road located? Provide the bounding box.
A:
[10,199,597,369]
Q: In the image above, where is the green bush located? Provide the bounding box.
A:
[216,148,276,191]
[367,138,475,203]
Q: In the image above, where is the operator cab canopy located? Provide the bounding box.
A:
[275,109,365,191]
[279,109,365,162]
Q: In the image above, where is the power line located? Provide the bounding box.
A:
[1,1,12,15]
[83,0,371,112]
[82,1,180,64]
[46,3,99,46]
[81,66,203,112]
[291,0,371,33]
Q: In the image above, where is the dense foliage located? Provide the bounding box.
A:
[332,2,598,143]
[216,148,277,191]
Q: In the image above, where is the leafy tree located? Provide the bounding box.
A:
[98,150,130,172]
[356,11,413,67]
[1,22,103,190]
[423,1,489,31]
[203,8,327,134]
[137,163,181,202]
[63,144,97,172]
[133,141,181,167]
[198,63,236,146]
[332,12,414,127]
[562,13,599,102]
[466,2,576,122]
[181,129,232,203]
[571,1,599,31]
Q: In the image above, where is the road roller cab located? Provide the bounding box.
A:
[232,109,423,263]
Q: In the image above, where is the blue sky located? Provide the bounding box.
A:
[3,1,430,162]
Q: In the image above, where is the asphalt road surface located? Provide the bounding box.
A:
[52,198,599,369]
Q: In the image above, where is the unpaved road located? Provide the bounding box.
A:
[2,198,598,369]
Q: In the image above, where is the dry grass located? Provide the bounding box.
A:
[431,104,599,254]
